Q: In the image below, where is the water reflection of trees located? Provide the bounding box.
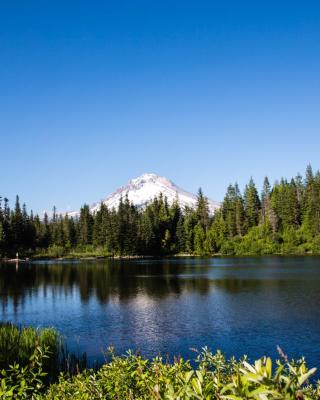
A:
[0,260,309,310]
[0,261,213,306]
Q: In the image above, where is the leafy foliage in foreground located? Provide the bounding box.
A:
[1,345,319,399]
[0,345,48,399]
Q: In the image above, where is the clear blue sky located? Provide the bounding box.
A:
[1,1,320,214]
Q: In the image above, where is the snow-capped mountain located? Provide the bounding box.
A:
[69,173,220,216]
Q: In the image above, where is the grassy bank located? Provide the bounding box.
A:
[0,323,86,382]
[32,244,113,260]
[0,324,319,399]
[31,245,154,260]
[30,229,320,261]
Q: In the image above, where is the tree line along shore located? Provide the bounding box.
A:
[1,164,320,259]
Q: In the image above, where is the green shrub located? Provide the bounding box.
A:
[0,325,319,399]
[46,245,66,258]
[311,235,320,254]
[42,348,320,399]
[220,238,238,255]
[0,345,49,399]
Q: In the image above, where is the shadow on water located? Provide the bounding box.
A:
[1,257,319,305]
[0,259,215,307]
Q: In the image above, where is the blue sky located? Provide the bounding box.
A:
[1,1,320,213]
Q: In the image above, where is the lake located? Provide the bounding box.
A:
[0,256,320,367]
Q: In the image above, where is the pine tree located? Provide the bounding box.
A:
[305,164,314,186]
[183,208,197,254]
[93,203,105,247]
[42,212,51,248]
[302,168,320,236]
[169,199,182,253]
[175,214,185,253]
[11,195,23,253]
[105,208,118,254]
[244,178,261,228]
[271,179,300,230]
[208,211,226,252]
[196,188,209,231]
[78,204,94,246]
[194,223,206,255]
[2,198,11,255]
[294,173,304,204]
[261,176,271,224]
[222,185,238,237]
[234,184,246,236]
[123,195,138,255]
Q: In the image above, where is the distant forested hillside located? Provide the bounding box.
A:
[1,165,320,257]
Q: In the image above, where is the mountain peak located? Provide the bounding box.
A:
[130,173,173,188]
[70,174,220,216]
[133,172,159,180]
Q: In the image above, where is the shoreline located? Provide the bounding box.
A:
[1,252,319,263]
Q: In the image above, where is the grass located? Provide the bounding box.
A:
[0,323,87,380]
[33,244,112,260]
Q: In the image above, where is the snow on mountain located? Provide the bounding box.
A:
[69,173,220,217]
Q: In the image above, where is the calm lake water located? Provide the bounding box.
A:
[0,257,320,367]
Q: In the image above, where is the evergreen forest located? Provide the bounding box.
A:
[1,165,320,258]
